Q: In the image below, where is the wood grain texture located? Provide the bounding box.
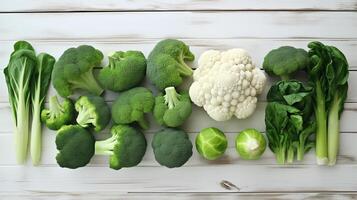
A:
[1,0,357,12]
[1,12,357,41]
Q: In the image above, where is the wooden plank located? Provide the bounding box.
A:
[1,130,357,166]
[0,12,357,41]
[0,0,357,12]
[1,164,357,193]
[1,192,357,200]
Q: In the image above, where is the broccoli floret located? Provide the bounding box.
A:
[75,95,110,132]
[111,87,154,129]
[95,125,147,170]
[147,39,195,90]
[152,128,193,168]
[98,51,146,92]
[41,95,76,130]
[263,46,310,80]
[153,87,192,127]
[52,45,104,97]
[55,125,95,169]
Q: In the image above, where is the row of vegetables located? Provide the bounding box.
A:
[3,38,348,169]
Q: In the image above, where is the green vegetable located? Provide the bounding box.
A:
[4,41,37,164]
[98,51,146,92]
[235,129,266,160]
[195,127,227,160]
[307,41,349,165]
[147,39,195,90]
[55,125,95,169]
[75,95,111,132]
[95,125,147,170]
[263,46,310,80]
[41,95,76,130]
[153,87,192,127]
[111,87,154,129]
[30,53,56,165]
[152,128,193,168]
[52,45,104,97]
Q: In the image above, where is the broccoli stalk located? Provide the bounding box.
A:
[164,87,181,109]
[69,70,103,96]
[76,105,95,128]
[178,54,194,76]
[94,134,118,156]
[48,96,65,118]
[314,81,328,165]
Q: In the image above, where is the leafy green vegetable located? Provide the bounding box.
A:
[52,45,104,97]
[111,87,154,129]
[98,51,147,92]
[95,125,147,170]
[75,95,111,132]
[263,46,310,80]
[4,41,37,164]
[307,41,349,165]
[41,95,76,130]
[55,125,95,169]
[235,129,266,160]
[195,127,227,160]
[265,81,315,164]
[153,87,192,127]
[152,128,193,168]
[30,53,56,165]
[147,39,195,90]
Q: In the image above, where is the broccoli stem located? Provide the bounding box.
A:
[76,106,94,128]
[69,70,103,96]
[280,74,290,81]
[95,135,117,156]
[30,86,43,166]
[178,55,193,76]
[327,95,341,166]
[49,96,63,117]
[315,80,328,165]
[164,87,181,109]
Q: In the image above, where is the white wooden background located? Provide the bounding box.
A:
[1,1,357,199]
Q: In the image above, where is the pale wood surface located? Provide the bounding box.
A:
[1,2,357,199]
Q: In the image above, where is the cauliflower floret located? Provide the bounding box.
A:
[189,49,266,121]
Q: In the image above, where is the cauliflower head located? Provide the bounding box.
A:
[189,49,266,121]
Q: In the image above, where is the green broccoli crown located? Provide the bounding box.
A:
[147,39,195,90]
[153,87,192,127]
[75,95,111,132]
[152,128,193,168]
[41,95,76,130]
[98,51,147,92]
[55,125,95,169]
[263,46,310,80]
[111,87,154,129]
[95,124,147,170]
[52,45,104,97]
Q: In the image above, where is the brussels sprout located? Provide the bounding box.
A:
[235,129,266,160]
[195,127,228,160]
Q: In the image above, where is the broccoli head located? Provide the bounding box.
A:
[98,51,147,92]
[95,125,147,170]
[55,125,95,169]
[263,46,310,80]
[52,45,104,97]
[41,95,76,130]
[75,95,110,132]
[147,39,195,90]
[111,87,154,129]
[152,128,193,168]
[153,87,192,127]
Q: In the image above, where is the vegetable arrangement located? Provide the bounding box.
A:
[3,39,348,169]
